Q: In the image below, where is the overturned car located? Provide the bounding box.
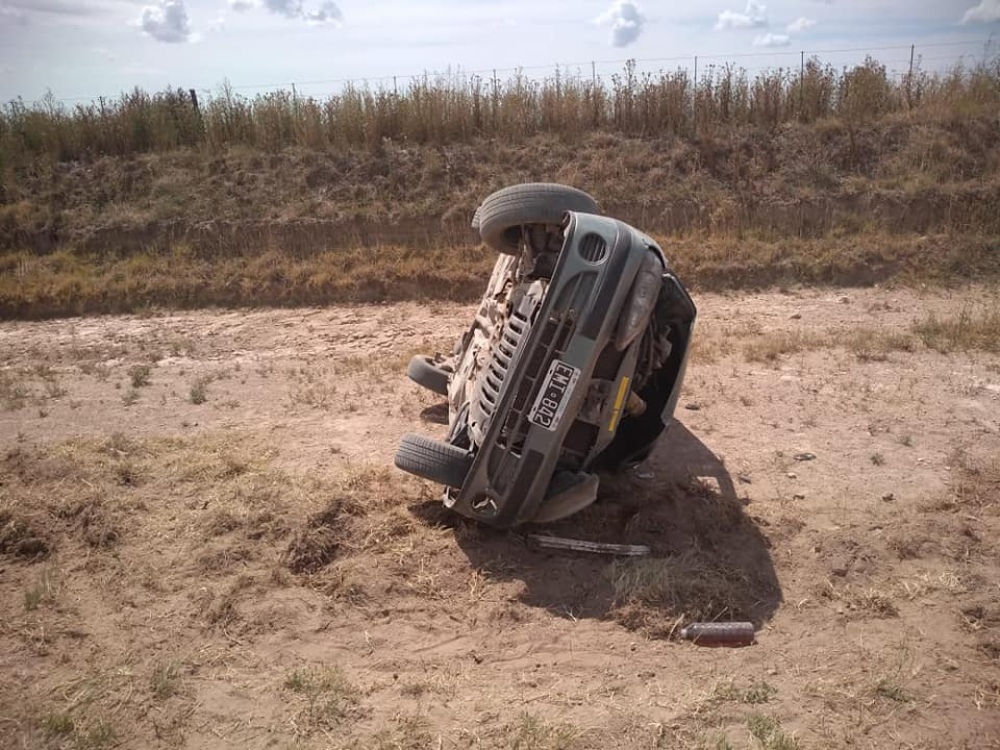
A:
[395,183,697,527]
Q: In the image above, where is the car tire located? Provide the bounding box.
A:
[394,433,473,488]
[477,183,599,253]
[407,355,451,396]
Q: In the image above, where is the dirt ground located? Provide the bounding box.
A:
[1,286,998,749]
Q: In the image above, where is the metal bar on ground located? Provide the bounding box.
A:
[529,534,650,556]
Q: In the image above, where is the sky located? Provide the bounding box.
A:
[0,0,998,104]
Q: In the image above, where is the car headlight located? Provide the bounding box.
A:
[616,252,663,350]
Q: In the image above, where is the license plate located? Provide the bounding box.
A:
[528,360,581,431]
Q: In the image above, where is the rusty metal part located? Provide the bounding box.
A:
[625,391,647,416]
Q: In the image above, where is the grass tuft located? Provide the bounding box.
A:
[189,377,209,404]
[128,364,152,387]
[505,712,578,750]
[1,370,30,410]
[283,666,360,729]
[874,676,912,703]
[150,662,182,701]
[912,304,1000,353]
[42,713,75,736]
[746,713,799,750]
[23,567,57,611]
[606,550,751,628]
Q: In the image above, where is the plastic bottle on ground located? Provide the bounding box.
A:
[679,622,756,647]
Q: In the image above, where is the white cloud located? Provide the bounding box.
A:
[263,0,303,18]
[138,0,194,43]
[715,1,768,30]
[753,32,790,47]
[305,0,342,24]
[961,0,1000,23]
[0,3,28,24]
[595,0,647,47]
[3,0,103,19]
[230,0,342,24]
[786,17,816,33]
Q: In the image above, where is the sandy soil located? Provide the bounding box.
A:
[1,286,998,749]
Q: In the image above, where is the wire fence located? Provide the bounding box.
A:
[2,38,998,162]
[20,38,997,105]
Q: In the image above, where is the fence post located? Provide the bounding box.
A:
[492,69,498,128]
[799,50,804,118]
[591,62,599,127]
[693,55,698,136]
[907,44,915,107]
[188,88,204,141]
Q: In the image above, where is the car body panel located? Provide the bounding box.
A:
[445,212,695,527]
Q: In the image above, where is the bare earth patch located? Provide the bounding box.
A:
[1,287,998,749]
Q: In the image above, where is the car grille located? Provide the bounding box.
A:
[497,314,574,450]
[476,307,529,422]
[577,232,608,264]
[490,271,597,462]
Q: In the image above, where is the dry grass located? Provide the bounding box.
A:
[127,364,151,387]
[1,369,31,410]
[843,329,917,361]
[3,57,997,161]
[820,582,900,618]
[188,376,209,404]
[283,500,346,573]
[912,304,1000,353]
[2,57,1000,320]
[605,552,750,630]
[1,295,998,749]
[22,566,58,611]
[726,310,996,365]
[283,666,360,730]
[0,242,499,318]
[743,330,824,363]
[500,712,578,750]
[745,713,800,750]
[704,679,778,707]
[2,234,999,319]
[948,450,1000,512]
[150,662,182,701]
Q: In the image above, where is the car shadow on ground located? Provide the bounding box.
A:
[409,421,782,633]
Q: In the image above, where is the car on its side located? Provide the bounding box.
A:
[396,183,697,527]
